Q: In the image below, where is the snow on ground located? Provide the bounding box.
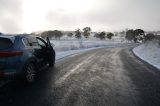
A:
[133,41,160,70]
[51,32,125,52]
[56,47,100,60]
[51,37,129,60]
[53,39,134,60]
[51,40,124,52]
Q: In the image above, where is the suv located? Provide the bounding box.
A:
[0,34,55,83]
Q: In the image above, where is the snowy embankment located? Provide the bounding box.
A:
[133,41,160,70]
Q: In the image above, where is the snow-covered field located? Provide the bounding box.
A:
[51,40,124,52]
[133,41,160,70]
[51,39,131,60]
[56,47,102,60]
[51,33,125,52]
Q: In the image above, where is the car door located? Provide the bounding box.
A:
[36,37,55,65]
[36,37,49,63]
[26,37,45,67]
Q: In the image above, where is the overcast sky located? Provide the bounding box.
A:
[0,0,160,33]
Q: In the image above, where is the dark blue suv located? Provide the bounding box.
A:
[0,34,55,83]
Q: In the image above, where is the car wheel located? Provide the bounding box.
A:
[49,62,53,67]
[49,55,55,67]
[24,63,36,83]
[49,60,54,67]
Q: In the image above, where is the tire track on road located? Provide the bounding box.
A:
[55,53,96,85]
[55,48,139,106]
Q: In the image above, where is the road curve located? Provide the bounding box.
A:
[0,47,160,106]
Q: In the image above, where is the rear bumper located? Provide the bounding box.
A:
[0,70,20,80]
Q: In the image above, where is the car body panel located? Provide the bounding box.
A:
[0,34,55,80]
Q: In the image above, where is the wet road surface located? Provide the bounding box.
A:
[0,47,160,106]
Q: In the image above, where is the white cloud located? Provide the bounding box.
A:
[0,0,23,34]
[0,0,160,33]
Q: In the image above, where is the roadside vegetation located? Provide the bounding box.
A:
[1,27,159,45]
[28,27,115,41]
[125,29,160,45]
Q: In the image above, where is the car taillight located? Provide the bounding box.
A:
[0,51,23,57]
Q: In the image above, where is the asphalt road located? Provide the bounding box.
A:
[0,47,160,106]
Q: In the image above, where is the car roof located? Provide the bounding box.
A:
[0,35,16,43]
[0,34,34,43]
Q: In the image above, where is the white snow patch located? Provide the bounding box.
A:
[56,47,100,60]
[133,41,160,70]
[53,40,133,60]
[51,40,124,52]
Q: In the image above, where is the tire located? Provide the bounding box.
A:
[49,58,55,67]
[49,62,54,67]
[24,63,36,83]
[48,54,55,67]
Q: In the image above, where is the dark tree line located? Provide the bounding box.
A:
[125,29,145,42]
[39,27,92,40]
[74,27,92,39]
[144,33,155,41]
[41,30,63,39]
[39,27,114,40]
[32,27,115,40]
[94,32,114,40]
[125,29,160,43]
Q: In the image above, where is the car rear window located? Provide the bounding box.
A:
[0,38,13,50]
